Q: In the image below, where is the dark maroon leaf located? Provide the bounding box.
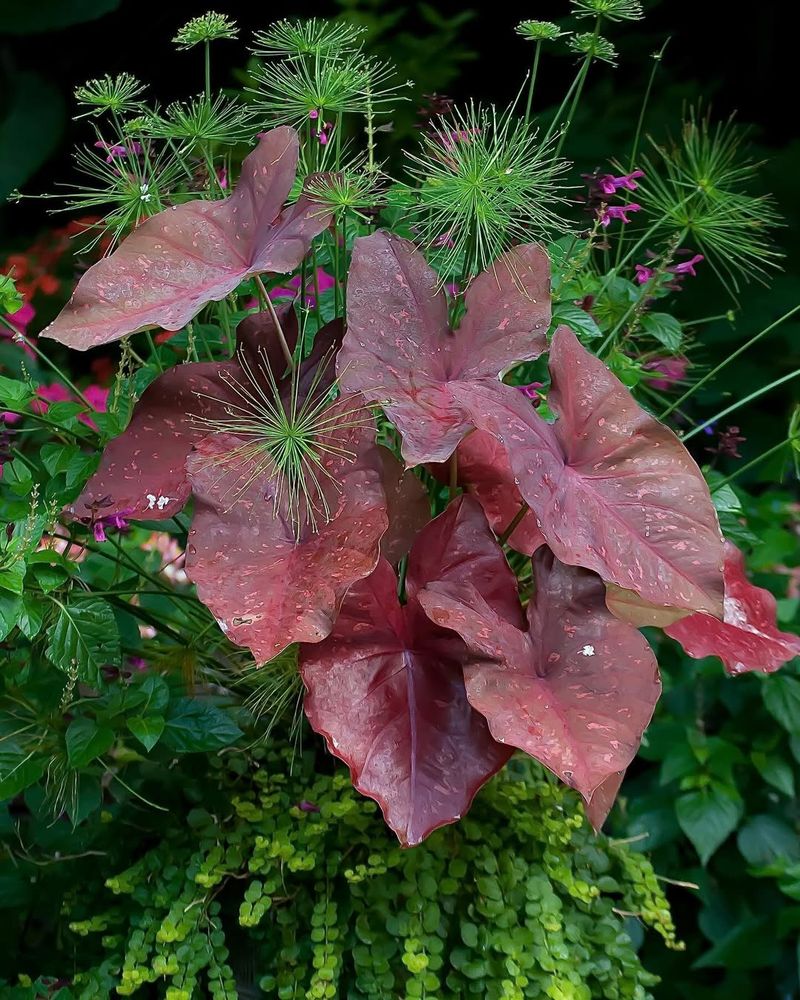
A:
[43,127,333,350]
[584,771,626,831]
[418,547,661,809]
[301,495,517,845]
[68,308,343,523]
[377,447,430,564]
[452,326,724,614]
[455,430,545,555]
[665,541,800,674]
[339,231,550,465]
[185,397,388,660]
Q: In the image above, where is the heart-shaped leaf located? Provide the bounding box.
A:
[665,541,800,674]
[452,326,724,614]
[339,231,550,465]
[301,496,518,846]
[43,127,333,350]
[418,547,661,821]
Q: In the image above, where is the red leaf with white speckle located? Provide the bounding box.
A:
[665,541,800,674]
[452,326,724,614]
[184,395,387,660]
[418,547,661,809]
[301,495,516,846]
[43,127,333,350]
[377,447,430,564]
[339,231,550,465]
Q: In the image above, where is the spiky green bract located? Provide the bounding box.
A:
[638,111,782,293]
[74,74,146,117]
[142,94,253,147]
[405,103,571,280]
[251,52,405,127]
[237,645,304,746]
[191,349,372,538]
[516,20,566,42]
[568,32,618,65]
[172,11,238,49]
[252,18,367,59]
[55,140,185,250]
[304,159,386,222]
[571,0,644,20]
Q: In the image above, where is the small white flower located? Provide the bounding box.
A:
[139,182,151,203]
[156,495,171,510]
[580,644,595,657]
[146,493,157,509]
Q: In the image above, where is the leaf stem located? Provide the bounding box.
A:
[661,303,800,418]
[498,503,530,545]
[255,275,295,371]
[524,42,543,126]
[681,369,800,441]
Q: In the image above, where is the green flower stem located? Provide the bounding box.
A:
[311,247,323,327]
[524,41,543,125]
[661,303,800,419]
[255,275,295,370]
[710,434,799,492]
[204,41,211,102]
[498,503,530,545]
[3,321,95,413]
[554,57,592,159]
[681,369,800,442]
[144,331,164,373]
[365,87,376,173]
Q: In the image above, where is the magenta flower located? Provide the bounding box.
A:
[515,381,544,401]
[596,169,644,195]
[269,268,335,309]
[599,203,642,227]
[94,140,142,163]
[670,253,704,277]
[634,263,656,284]
[644,356,688,390]
[93,508,133,543]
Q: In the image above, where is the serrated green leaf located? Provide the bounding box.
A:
[161,698,242,753]
[45,597,120,686]
[640,312,683,351]
[0,592,22,641]
[18,594,46,639]
[676,784,743,864]
[126,714,165,752]
[0,559,25,595]
[552,302,602,340]
[0,373,33,407]
[65,717,115,768]
[752,751,796,797]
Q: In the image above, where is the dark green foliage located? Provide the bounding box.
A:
[3,747,676,999]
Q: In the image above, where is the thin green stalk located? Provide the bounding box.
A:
[144,331,164,373]
[204,41,211,101]
[711,434,799,492]
[662,303,800,418]
[4,322,94,412]
[524,42,543,125]
[681,369,800,441]
[255,275,295,370]
[365,87,376,173]
[554,57,592,159]
[498,503,530,545]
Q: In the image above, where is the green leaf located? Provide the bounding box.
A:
[737,815,800,867]
[763,675,800,734]
[551,302,602,341]
[40,443,98,487]
[126,714,165,752]
[0,274,24,315]
[0,373,34,408]
[45,597,121,686]
[0,751,46,800]
[18,594,46,640]
[752,751,796,797]
[0,592,22,641]
[161,698,242,753]
[65,718,115,769]
[139,674,170,713]
[640,312,683,351]
[676,784,743,864]
[0,559,25,595]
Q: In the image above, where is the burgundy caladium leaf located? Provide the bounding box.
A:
[453,429,545,555]
[665,541,800,674]
[339,231,550,465]
[43,127,333,350]
[604,585,690,629]
[185,395,387,660]
[584,771,626,831]
[68,307,340,523]
[301,495,519,846]
[452,325,724,614]
[377,447,430,564]
[418,547,661,812]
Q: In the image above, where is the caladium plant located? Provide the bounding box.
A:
[45,123,799,847]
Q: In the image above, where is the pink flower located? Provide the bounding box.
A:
[433,232,456,249]
[669,253,704,277]
[599,204,642,227]
[634,263,656,284]
[4,300,35,334]
[94,140,142,163]
[269,268,335,309]
[516,381,545,402]
[217,167,228,190]
[79,384,110,430]
[596,170,644,196]
[31,382,71,414]
[92,505,134,542]
[644,357,688,391]
[309,110,319,120]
